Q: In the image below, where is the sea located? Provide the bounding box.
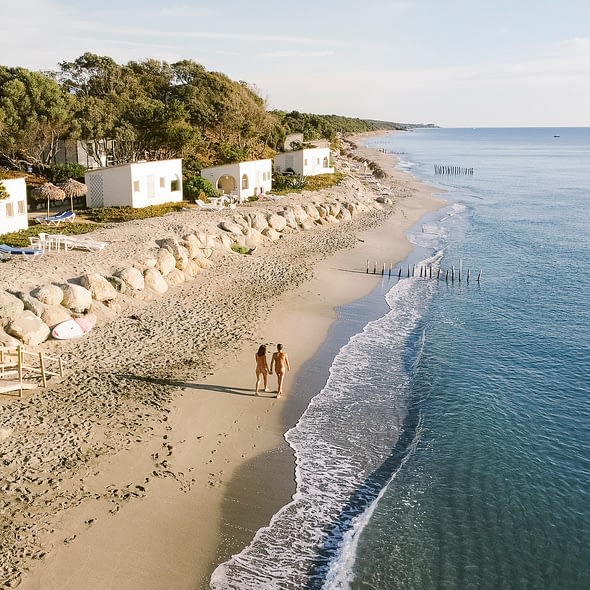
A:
[211,127,590,589]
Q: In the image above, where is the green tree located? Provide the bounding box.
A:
[0,66,73,171]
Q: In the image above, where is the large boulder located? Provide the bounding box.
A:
[6,311,50,346]
[193,232,218,249]
[249,211,268,232]
[182,234,202,259]
[231,214,250,230]
[31,284,63,306]
[80,273,118,302]
[267,213,287,232]
[300,218,317,230]
[337,207,352,221]
[219,220,246,236]
[156,248,176,276]
[303,204,320,220]
[291,204,309,225]
[262,227,282,241]
[115,267,145,291]
[159,237,184,259]
[278,208,298,229]
[192,256,216,270]
[134,257,157,272]
[0,328,20,348]
[166,268,185,285]
[0,292,24,326]
[14,292,45,317]
[144,268,168,294]
[218,233,233,250]
[105,275,127,294]
[61,284,93,313]
[41,305,72,328]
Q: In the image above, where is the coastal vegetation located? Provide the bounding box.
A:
[0,53,405,177]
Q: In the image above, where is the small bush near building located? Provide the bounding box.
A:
[183,176,219,202]
[48,163,87,183]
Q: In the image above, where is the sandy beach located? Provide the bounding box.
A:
[0,133,444,589]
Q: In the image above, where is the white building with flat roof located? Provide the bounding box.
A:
[200,159,272,201]
[273,147,334,177]
[0,177,28,234]
[85,159,183,209]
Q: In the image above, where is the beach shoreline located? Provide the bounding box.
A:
[1,132,445,590]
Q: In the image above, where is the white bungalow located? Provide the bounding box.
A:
[0,177,28,234]
[200,159,272,201]
[84,159,183,209]
[273,147,334,177]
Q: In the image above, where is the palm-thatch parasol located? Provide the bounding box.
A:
[31,182,66,219]
[56,178,87,212]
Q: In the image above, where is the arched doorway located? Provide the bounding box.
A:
[217,175,236,194]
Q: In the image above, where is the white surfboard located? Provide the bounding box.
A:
[52,316,95,340]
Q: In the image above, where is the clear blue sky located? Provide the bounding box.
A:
[2,0,589,127]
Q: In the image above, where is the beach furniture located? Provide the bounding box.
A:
[34,210,76,226]
[28,233,70,252]
[0,244,44,257]
[195,199,223,211]
[62,236,107,251]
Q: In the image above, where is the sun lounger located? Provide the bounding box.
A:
[195,200,223,211]
[62,236,107,251]
[0,244,43,257]
[34,210,76,226]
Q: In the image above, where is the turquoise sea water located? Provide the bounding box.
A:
[211,128,590,589]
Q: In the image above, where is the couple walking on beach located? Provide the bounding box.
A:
[255,343,290,398]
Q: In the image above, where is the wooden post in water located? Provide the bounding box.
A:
[451,266,455,282]
[389,263,392,277]
[412,264,415,277]
[446,270,449,282]
[467,269,470,283]
[366,259,369,273]
[477,269,482,283]
[373,261,377,274]
[381,262,385,276]
[437,268,441,279]
[407,266,410,277]
[398,267,402,278]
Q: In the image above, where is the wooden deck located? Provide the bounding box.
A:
[0,346,65,397]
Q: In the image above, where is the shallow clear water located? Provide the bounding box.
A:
[211,128,590,589]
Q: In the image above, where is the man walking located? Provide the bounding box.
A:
[270,343,290,398]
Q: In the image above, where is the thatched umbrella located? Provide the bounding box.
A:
[56,178,87,212]
[31,182,66,219]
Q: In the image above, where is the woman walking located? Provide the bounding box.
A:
[255,344,270,395]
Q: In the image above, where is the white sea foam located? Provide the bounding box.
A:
[211,254,444,589]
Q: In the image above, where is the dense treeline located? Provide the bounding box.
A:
[0,53,404,176]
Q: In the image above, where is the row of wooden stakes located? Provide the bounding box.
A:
[366,261,482,283]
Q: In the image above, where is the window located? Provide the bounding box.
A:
[159,177,165,188]
[170,179,180,191]
[304,159,308,166]
[17,200,26,215]
[241,174,249,189]
[5,203,14,217]
[323,157,329,168]
[133,180,140,192]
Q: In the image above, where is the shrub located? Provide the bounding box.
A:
[183,176,219,202]
[0,223,102,247]
[231,242,250,254]
[47,163,87,183]
[85,202,188,223]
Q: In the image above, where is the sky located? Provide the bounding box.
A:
[1,0,589,127]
